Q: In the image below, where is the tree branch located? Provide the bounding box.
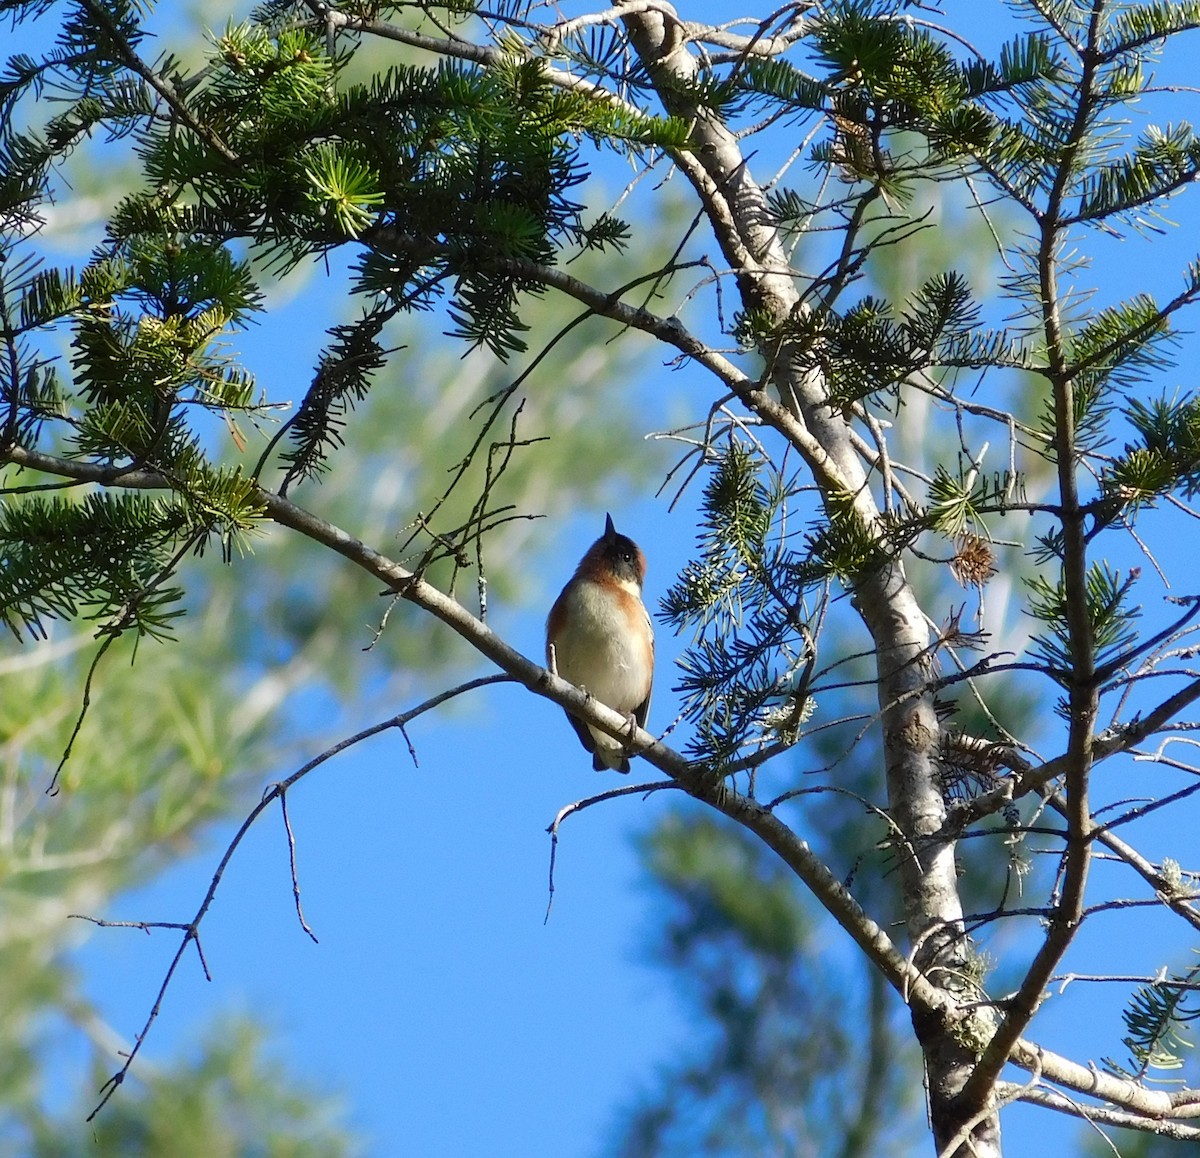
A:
[1009,1038,1200,1125]
[959,11,1113,1114]
[77,672,514,1118]
[4,440,961,1032]
[80,0,239,164]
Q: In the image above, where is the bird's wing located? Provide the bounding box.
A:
[634,614,654,730]
[563,709,598,755]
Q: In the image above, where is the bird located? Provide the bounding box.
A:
[546,514,654,773]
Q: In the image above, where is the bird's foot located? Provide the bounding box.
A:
[622,711,640,755]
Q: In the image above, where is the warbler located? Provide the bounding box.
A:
[546,514,654,772]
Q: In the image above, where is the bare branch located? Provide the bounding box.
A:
[75,673,513,1117]
[278,787,318,944]
[544,780,678,921]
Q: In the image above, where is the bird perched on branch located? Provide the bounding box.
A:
[546,514,654,773]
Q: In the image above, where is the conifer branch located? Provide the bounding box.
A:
[79,0,239,165]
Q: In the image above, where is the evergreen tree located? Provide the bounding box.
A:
[7,2,1200,1154]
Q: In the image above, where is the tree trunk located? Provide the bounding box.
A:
[617,4,1000,1151]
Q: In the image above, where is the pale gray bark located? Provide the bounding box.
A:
[615,3,998,1152]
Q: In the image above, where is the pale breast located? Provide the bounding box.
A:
[553,580,652,713]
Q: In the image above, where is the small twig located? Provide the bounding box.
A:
[47,634,116,797]
[69,914,212,1120]
[1055,971,1200,992]
[48,530,205,795]
[277,787,319,944]
[544,781,677,922]
[70,916,195,939]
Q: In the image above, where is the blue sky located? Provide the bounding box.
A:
[13,2,1200,1156]
[75,664,698,1155]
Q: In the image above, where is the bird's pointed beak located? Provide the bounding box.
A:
[604,512,616,537]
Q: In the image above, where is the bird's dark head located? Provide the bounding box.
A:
[579,513,646,589]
